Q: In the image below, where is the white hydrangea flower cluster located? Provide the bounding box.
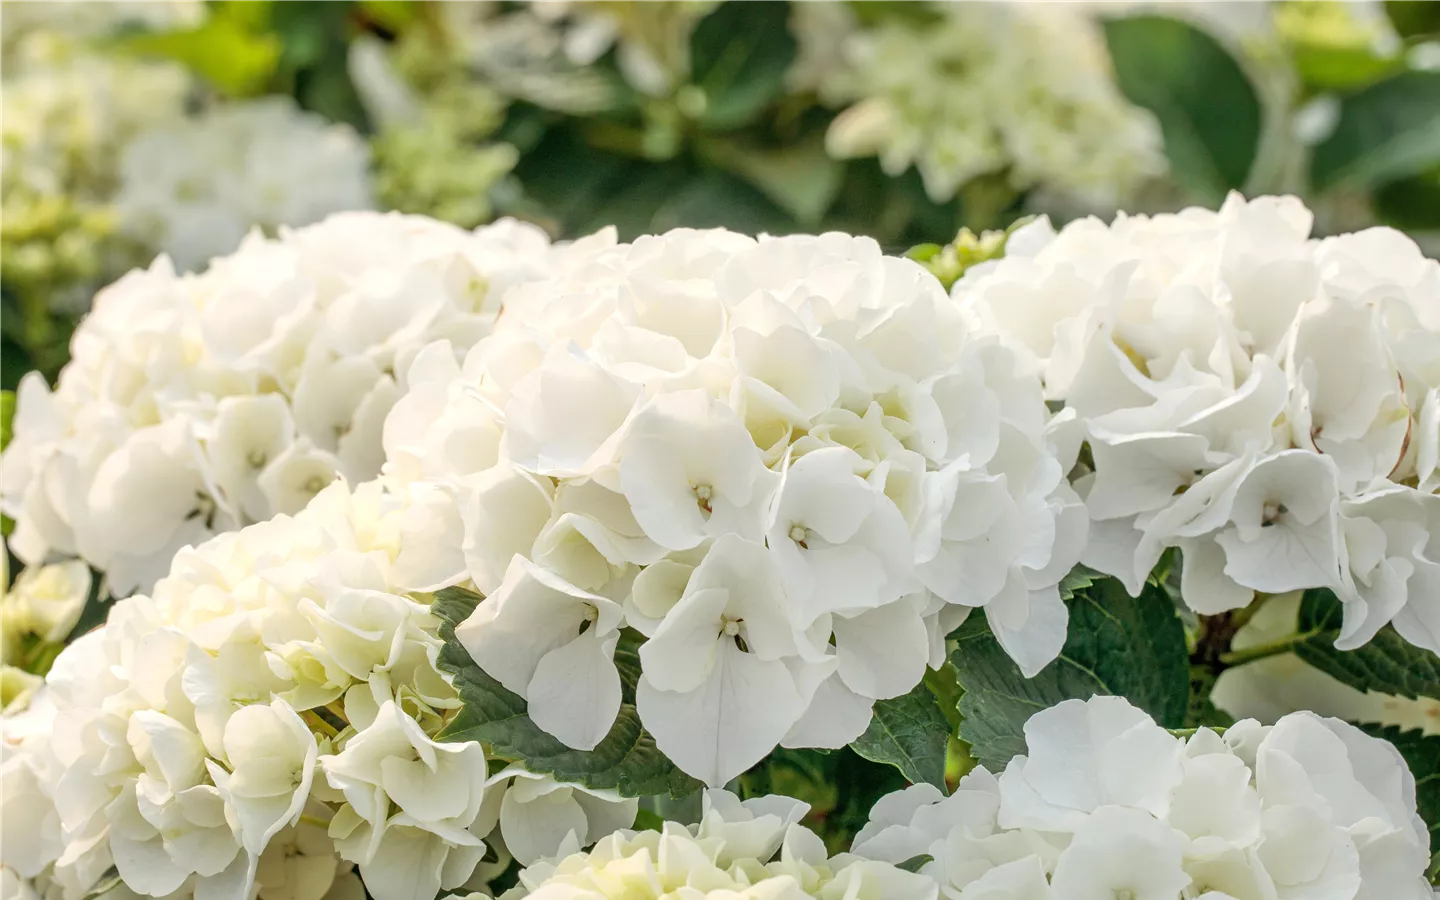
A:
[382,227,1086,786]
[955,193,1440,653]
[114,98,375,273]
[0,479,637,900]
[500,788,937,900]
[523,0,719,99]
[855,695,1433,899]
[0,211,580,596]
[806,2,1165,208]
[0,1,203,44]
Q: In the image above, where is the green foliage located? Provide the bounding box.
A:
[1312,71,1440,190]
[117,16,280,97]
[950,577,1191,772]
[849,681,950,789]
[1103,15,1263,203]
[688,1,797,132]
[2,391,15,452]
[431,587,702,799]
[1291,589,1440,703]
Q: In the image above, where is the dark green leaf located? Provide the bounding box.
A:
[849,680,950,788]
[896,854,934,873]
[1361,724,1440,856]
[688,1,797,131]
[1386,1,1440,39]
[1103,15,1262,202]
[1374,169,1440,231]
[1292,588,1440,702]
[951,577,1190,772]
[432,587,702,799]
[1313,71,1440,189]
[694,135,843,225]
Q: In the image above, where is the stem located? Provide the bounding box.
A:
[922,665,962,732]
[301,709,340,739]
[1218,629,1321,668]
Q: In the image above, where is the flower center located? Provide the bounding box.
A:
[1261,502,1288,527]
[789,524,810,549]
[692,483,713,514]
[719,616,749,652]
[247,449,268,469]
[302,475,329,496]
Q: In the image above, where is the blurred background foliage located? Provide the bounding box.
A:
[4,0,1440,392]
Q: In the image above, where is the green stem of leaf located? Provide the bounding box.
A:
[922,664,962,732]
[1217,628,1323,668]
[301,709,340,738]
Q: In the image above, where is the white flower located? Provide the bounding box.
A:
[1,479,638,900]
[1,211,566,595]
[957,193,1440,652]
[816,3,1163,208]
[2,559,90,645]
[620,390,780,552]
[115,97,374,273]
[208,700,319,856]
[487,767,637,866]
[456,556,623,751]
[379,226,1079,783]
[855,695,1432,898]
[503,788,937,900]
[767,446,915,623]
[636,534,833,787]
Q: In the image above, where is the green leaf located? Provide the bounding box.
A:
[1103,15,1262,202]
[1,390,14,451]
[358,0,419,33]
[1386,1,1440,39]
[896,854,934,874]
[116,19,280,97]
[1313,71,1440,189]
[849,680,950,788]
[1290,44,1403,93]
[432,587,702,799]
[1373,169,1440,231]
[1291,588,1440,702]
[694,135,843,225]
[1361,724,1440,857]
[951,577,1190,772]
[688,1,797,131]
[81,868,122,900]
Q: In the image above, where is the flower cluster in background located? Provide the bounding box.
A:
[0,212,567,595]
[807,2,1166,209]
[115,98,374,273]
[0,479,637,900]
[384,228,1085,786]
[854,695,1434,898]
[956,194,1440,654]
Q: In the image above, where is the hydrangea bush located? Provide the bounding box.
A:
[0,212,587,595]
[4,194,1440,899]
